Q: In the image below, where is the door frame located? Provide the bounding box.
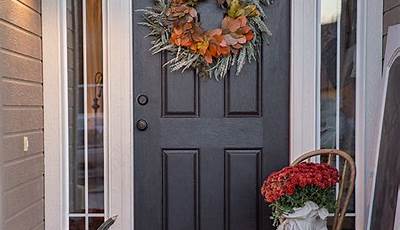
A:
[104,0,134,229]
[43,0,134,229]
[43,0,382,229]
[290,0,383,229]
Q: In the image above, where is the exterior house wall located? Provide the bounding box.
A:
[0,0,44,229]
[364,0,399,228]
[0,1,392,229]
[383,0,400,51]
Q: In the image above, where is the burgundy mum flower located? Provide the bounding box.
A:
[260,162,339,203]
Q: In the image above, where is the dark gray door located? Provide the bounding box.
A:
[133,1,290,229]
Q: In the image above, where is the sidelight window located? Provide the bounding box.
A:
[318,0,356,229]
[67,0,106,229]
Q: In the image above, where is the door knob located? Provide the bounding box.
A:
[136,119,148,131]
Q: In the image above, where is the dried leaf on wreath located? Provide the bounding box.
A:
[227,0,241,18]
[138,0,273,78]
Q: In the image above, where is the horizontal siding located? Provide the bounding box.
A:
[18,0,41,13]
[2,80,42,106]
[383,0,400,53]
[4,201,44,230]
[0,50,42,82]
[0,0,44,229]
[384,0,400,12]
[2,154,43,191]
[3,109,43,133]
[32,222,45,230]
[383,6,400,35]
[2,131,43,162]
[3,177,43,219]
[0,21,42,59]
[0,0,41,36]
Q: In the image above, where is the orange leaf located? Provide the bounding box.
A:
[237,16,247,27]
[245,31,254,41]
[208,44,218,56]
[220,46,230,55]
[173,27,183,35]
[222,17,240,33]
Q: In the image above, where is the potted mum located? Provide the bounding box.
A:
[261,162,339,230]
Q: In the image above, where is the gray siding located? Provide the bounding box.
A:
[383,0,400,52]
[0,0,44,230]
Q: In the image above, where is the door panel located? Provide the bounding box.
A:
[133,0,290,229]
[161,58,199,117]
[224,63,262,117]
[163,149,199,230]
[225,149,262,230]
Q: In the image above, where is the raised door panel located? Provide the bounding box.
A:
[162,55,199,117]
[225,149,262,230]
[162,149,199,230]
[225,62,262,117]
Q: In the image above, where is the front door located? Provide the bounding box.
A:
[133,0,290,229]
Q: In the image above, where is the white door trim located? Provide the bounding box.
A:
[290,0,319,160]
[43,0,69,228]
[43,0,134,229]
[355,0,383,228]
[105,0,134,229]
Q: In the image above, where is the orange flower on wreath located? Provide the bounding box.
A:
[170,22,195,47]
[221,16,254,51]
[166,5,197,24]
[205,29,230,63]
[189,29,231,64]
[169,7,255,63]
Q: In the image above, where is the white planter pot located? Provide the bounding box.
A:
[277,201,329,230]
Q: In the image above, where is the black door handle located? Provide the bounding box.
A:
[136,119,148,131]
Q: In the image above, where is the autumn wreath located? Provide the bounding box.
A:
[138,0,273,79]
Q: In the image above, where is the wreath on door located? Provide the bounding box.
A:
[138,0,274,79]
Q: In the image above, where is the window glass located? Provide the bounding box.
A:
[67,0,105,228]
[319,0,356,229]
[68,0,85,215]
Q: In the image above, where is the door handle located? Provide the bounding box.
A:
[136,119,148,131]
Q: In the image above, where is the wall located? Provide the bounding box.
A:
[0,0,44,229]
[383,0,400,51]
[364,0,398,228]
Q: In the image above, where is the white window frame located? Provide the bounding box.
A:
[290,0,383,229]
[43,0,134,229]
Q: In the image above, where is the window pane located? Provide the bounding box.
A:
[89,217,105,230]
[86,0,104,214]
[67,0,105,226]
[320,0,338,150]
[339,0,357,214]
[69,218,86,230]
[319,0,356,228]
[68,0,85,214]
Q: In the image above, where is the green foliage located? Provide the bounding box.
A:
[269,186,337,226]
